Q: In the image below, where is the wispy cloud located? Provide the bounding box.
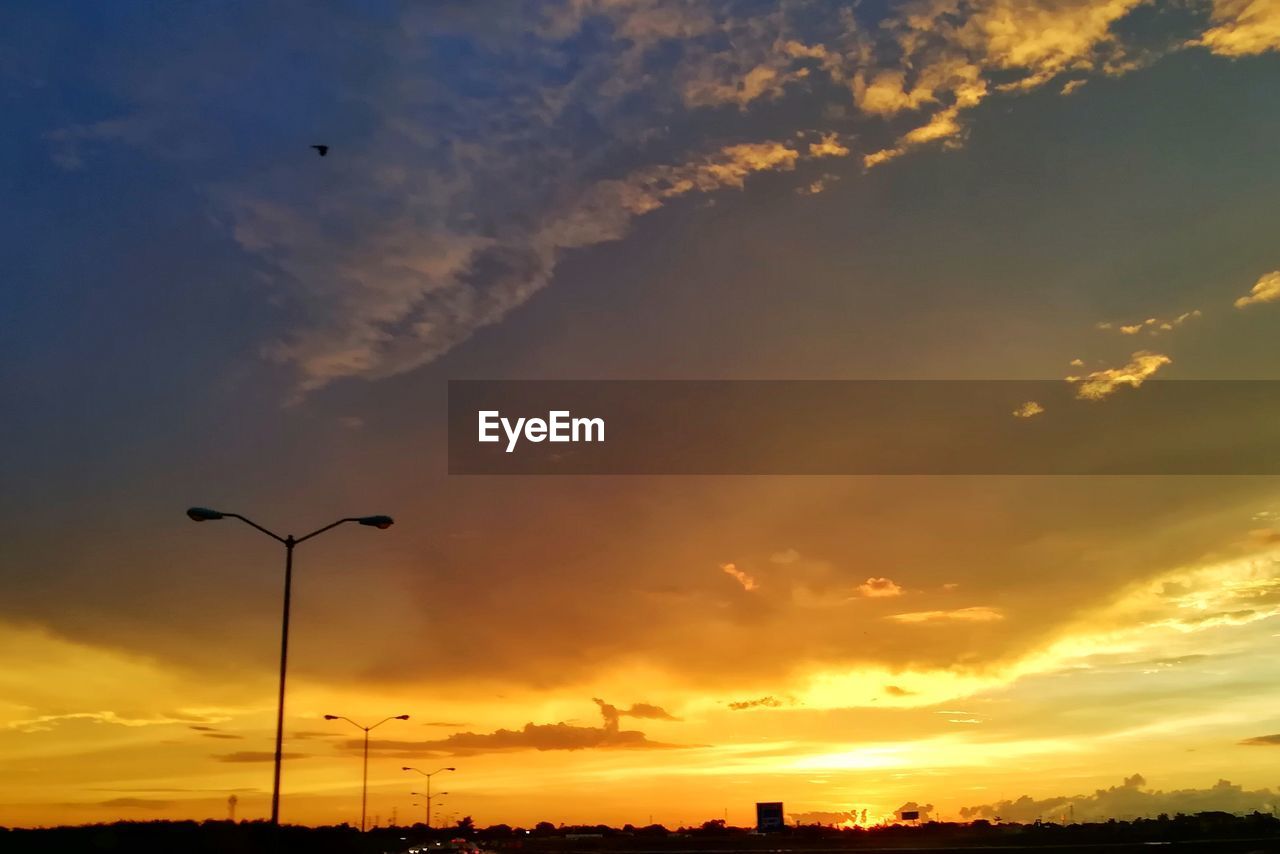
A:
[48,1,1270,397]
[3,710,220,733]
[1096,310,1200,336]
[721,562,758,592]
[216,751,310,763]
[887,606,1004,624]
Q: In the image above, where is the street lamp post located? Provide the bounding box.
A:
[324,714,410,832]
[412,791,447,827]
[403,766,455,829]
[186,507,393,825]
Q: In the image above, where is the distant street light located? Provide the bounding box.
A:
[186,507,394,824]
[324,714,410,832]
[404,766,455,829]
[411,789,449,828]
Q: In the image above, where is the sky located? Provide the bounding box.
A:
[3,0,1280,831]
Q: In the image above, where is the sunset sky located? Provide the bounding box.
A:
[5,0,1280,831]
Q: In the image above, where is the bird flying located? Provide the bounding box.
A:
[311,144,329,157]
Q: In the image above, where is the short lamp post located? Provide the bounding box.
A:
[324,714,409,832]
[404,766,455,828]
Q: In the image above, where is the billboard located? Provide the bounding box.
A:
[756,802,785,832]
[900,810,920,821]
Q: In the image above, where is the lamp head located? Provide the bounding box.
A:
[402,766,413,771]
[356,515,394,529]
[446,766,456,771]
[186,507,224,522]
[323,715,340,720]
[396,714,410,720]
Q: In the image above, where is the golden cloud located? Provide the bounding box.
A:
[1234,270,1280,309]
[809,133,850,158]
[853,69,937,115]
[721,562,758,592]
[857,577,904,598]
[1012,400,1045,418]
[1097,310,1201,336]
[954,0,1147,89]
[887,606,1004,623]
[1069,350,1171,400]
[1196,0,1280,57]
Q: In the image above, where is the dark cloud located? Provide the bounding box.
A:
[365,700,688,757]
[884,685,914,697]
[728,696,785,710]
[1239,734,1280,746]
[593,698,680,726]
[621,702,679,720]
[895,801,935,821]
[961,775,1279,822]
[200,732,244,739]
[216,752,310,763]
[375,723,680,756]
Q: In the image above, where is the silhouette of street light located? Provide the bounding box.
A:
[186,506,394,825]
[412,791,448,827]
[186,507,224,521]
[324,714,409,832]
[404,766,455,828]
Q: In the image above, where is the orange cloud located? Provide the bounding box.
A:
[857,577,904,598]
[1069,351,1171,400]
[808,133,850,158]
[721,562,758,592]
[888,606,1004,624]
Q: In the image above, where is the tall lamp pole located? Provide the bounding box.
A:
[186,506,394,825]
[404,765,455,828]
[324,714,410,832]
